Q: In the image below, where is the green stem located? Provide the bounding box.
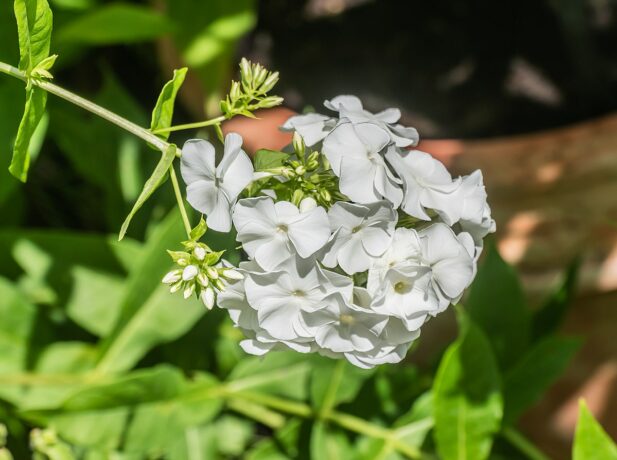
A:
[152,116,226,134]
[0,60,177,156]
[169,163,192,237]
[318,359,346,419]
[502,427,551,460]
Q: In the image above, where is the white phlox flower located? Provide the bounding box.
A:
[322,122,403,206]
[321,200,397,274]
[233,196,331,270]
[179,92,495,369]
[181,133,253,232]
[324,95,419,147]
[281,112,336,146]
[384,147,461,223]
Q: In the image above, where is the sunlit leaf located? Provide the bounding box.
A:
[14,0,53,72]
[150,68,187,142]
[573,400,617,460]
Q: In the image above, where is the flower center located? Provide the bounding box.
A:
[277,224,289,233]
[394,281,409,293]
[291,290,305,297]
[351,225,362,234]
[339,314,354,325]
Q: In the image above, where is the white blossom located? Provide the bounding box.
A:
[322,122,403,206]
[385,147,460,223]
[322,201,397,274]
[233,196,331,270]
[181,133,253,232]
[281,113,336,146]
[324,95,419,147]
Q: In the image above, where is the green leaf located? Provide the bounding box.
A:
[119,144,176,240]
[466,244,530,369]
[433,311,503,460]
[503,336,580,424]
[573,400,617,460]
[189,217,207,241]
[310,358,373,415]
[96,211,201,374]
[310,421,354,460]
[57,4,174,45]
[254,149,289,171]
[0,277,36,374]
[150,68,187,142]
[9,87,47,182]
[227,352,311,400]
[214,415,254,456]
[532,257,580,341]
[14,0,53,72]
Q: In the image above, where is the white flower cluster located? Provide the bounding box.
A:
[180,95,495,369]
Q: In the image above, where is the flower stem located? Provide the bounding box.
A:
[169,164,192,238]
[318,359,346,419]
[502,426,551,460]
[0,60,177,156]
[152,116,226,134]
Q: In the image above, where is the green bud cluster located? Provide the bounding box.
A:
[278,134,345,208]
[162,218,243,310]
[30,429,73,460]
[0,425,12,460]
[220,58,283,119]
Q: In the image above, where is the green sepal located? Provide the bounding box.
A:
[189,216,207,241]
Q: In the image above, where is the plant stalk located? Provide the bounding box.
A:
[152,116,226,134]
[169,164,192,237]
[0,61,177,156]
[502,426,551,460]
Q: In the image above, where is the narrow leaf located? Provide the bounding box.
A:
[150,67,187,142]
[573,400,617,460]
[503,336,580,424]
[119,144,176,240]
[14,0,53,72]
[254,149,289,171]
[532,257,581,341]
[466,244,530,370]
[9,87,47,182]
[433,310,503,460]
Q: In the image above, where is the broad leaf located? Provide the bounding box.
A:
[57,4,174,45]
[311,421,354,460]
[96,211,199,374]
[573,400,617,460]
[9,87,47,182]
[150,68,187,142]
[14,0,53,72]
[503,336,580,424]
[254,149,289,171]
[119,144,177,240]
[227,352,311,400]
[466,244,530,369]
[433,311,503,460]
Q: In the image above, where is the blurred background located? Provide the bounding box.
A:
[1,0,617,458]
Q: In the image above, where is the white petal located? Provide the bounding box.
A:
[324,95,363,112]
[181,139,216,184]
[287,206,331,258]
[205,191,233,232]
[186,180,218,215]
[218,133,254,200]
[339,156,380,203]
[338,237,372,274]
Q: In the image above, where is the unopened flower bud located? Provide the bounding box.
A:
[299,197,318,213]
[240,58,252,84]
[193,245,206,261]
[197,272,210,287]
[206,267,219,279]
[281,167,294,179]
[183,283,195,299]
[259,96,284,108]
[292,189,305,205]
[162,269,182,284]
[230,81,241,101]
[260,71,279,93]
[320,189,332,202]
[253,66,268,87]
[214,278,226,291]
[292,132,305,156]
[201,287,215,310]
[170,280,183,293]
[182,265,199,281]
[295,165,306,176]
[223,269,244,280]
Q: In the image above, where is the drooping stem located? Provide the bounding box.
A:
[0,61,176,155]
[169,164,192,237]
[502,426,551,460]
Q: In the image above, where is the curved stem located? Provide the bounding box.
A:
[169,164,192,237]
[0,61,176,156]
[502,427,550,460]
